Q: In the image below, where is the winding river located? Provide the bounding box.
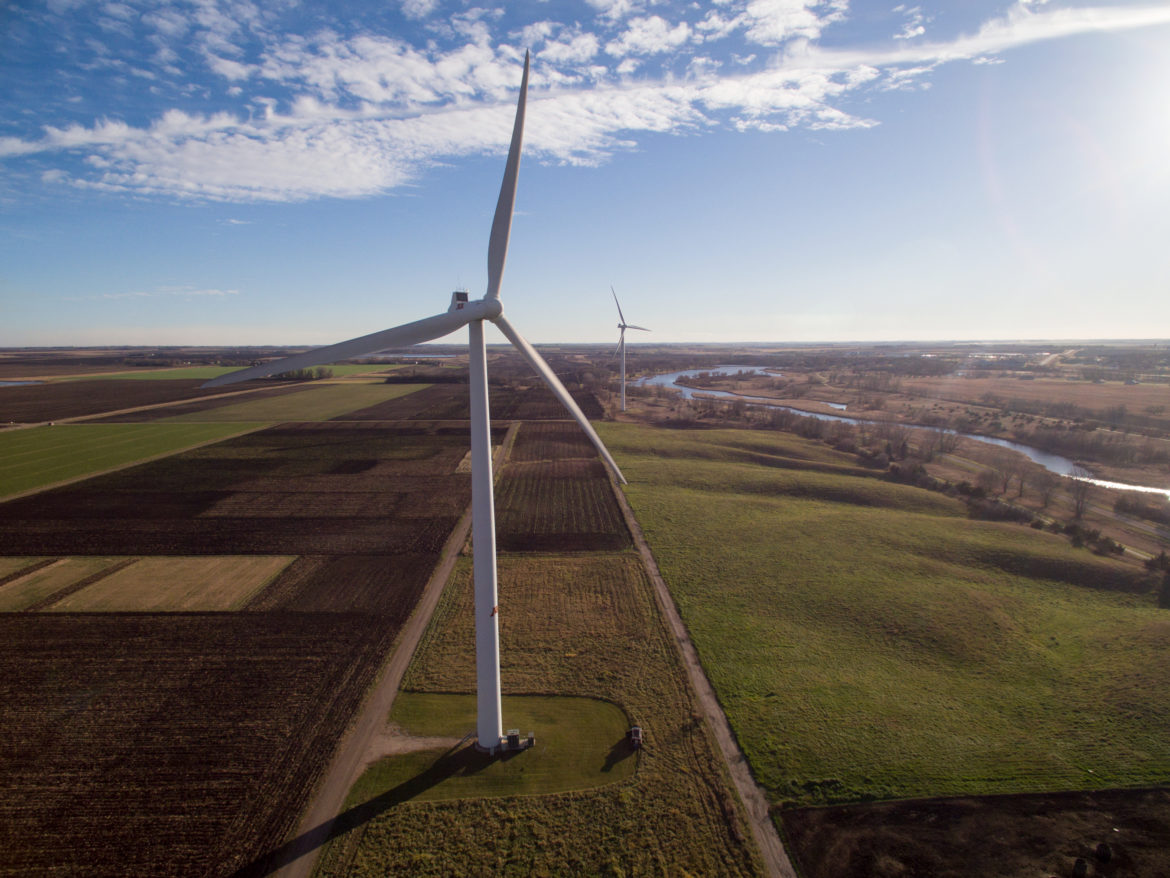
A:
[635,366,1170,500]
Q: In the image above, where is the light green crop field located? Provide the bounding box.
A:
[345,693,635,807]
[97,363,404,381]
[0,422,261,498]
[93,366,241,381]
[596,423,1170,810]
[157,382,427,423]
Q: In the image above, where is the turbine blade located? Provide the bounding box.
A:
[611,286,626,326]
[201,309,474,388]
[485,51,530,301]
[626,324,651,332]
[492,313,627,484]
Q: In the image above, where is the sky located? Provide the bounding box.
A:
[1,0,1169,348]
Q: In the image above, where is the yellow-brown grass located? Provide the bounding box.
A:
[49,555,294,611]
[0,558,120,611]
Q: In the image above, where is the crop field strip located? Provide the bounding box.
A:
[0,422,263,499]
[0,557,123,612]
[46,555,295,612]
[317,553,762,877]
[155,381,429,423]
[89,383,311,422]
[493,422,632,552]
[0,412,481,875]
[332,380,604,422]
[0,378,230,422]
[0,423,472,555]
[595,423,1170,871]
[0,613,400,878]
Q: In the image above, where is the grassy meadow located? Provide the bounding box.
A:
[0,422,262,498]
[596,423,1170,809]
[315,553,762,877]
[346,693,636,807]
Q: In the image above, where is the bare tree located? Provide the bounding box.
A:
[1068,465,1093,519]
[1033,470,1060,508]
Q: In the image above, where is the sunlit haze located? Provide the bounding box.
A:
[2,0,1168,347]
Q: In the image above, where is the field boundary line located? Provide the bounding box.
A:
[608,474,798,878]
[268,428,521,878]
[0,423,269,503]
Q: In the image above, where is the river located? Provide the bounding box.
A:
[635,366,1170,500]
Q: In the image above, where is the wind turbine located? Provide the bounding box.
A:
[611,287,650,412]
[202,52,625,754]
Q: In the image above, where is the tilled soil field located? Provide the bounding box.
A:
[334,381,603,422]
[0,612,395,878]
[0,379,231,423]
[494,422,630,552]
[0,416,474,875]
[0,423,471,556]
[781,787,1170,878]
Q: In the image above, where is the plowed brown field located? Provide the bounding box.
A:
[0,379,230,422]
[0,613,394,877]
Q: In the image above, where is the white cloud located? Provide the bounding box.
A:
[206,53,254,80]
[606,16,691,57]
[6,1,1169,203]
[585,0,644,22]
[741,0,846,46]
[540,31,602,65]
[401,0,439,19]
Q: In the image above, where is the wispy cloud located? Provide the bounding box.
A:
[64,286,241,301]
[3,1,1168,203]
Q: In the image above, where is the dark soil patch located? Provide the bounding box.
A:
[781,787,1170,878]
[338,384,471,421]
[0,379,228,422]
[495,459,631,552]
[0,423,471,556]
[334,381,603,422]
[244,554,437,614]
[510,420,599,462]
[0,612,398,877]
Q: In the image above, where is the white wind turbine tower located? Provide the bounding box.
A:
[612,287,650,412]
[202,52,626,754]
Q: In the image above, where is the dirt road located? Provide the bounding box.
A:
[272,423,519,878]
[610,480,798,878]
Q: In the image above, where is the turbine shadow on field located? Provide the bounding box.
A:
[601,737,635,773]
[232,742,504,878]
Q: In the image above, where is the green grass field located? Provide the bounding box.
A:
[596,423,1170,809]
[0,423,262,497]
[157,382,427,423]
[92,366,241,381]
[346,693,635,807]
[94,364,404,381]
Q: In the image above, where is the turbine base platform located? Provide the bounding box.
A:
[475,730,536,755]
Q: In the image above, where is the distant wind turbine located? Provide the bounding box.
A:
[611,286,650,412]
[202,52,625,754]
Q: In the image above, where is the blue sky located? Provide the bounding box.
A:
[2,0,1169,347]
